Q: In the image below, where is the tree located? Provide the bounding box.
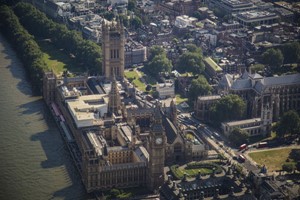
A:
[148,46,164,61]
[130,16,142,29]
[213,8,226,18]
[282,42,300,64]
[186,44,202,54]
[290,149,300,161]
[250,64,265,73]
[127,0,136,11]
[228,128,248,146]
[261,48,284,72]
[188,75,212,103]
[119,14,129,27]
[275,110,300,138]
[192,11,205,20]
[145,45,172,76]
[282,163,295,173]
[296,161,300,172]
[172,38,179,45]
[145,54,172,76]
[210,94,246,124]
[103,11,114,21]
[0,5,48,91]
[152,91,159,99]
[13,2,103,75]
[176,51,205,74]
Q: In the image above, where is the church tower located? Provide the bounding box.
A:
[43,71,56,105]
[102,18,125,80]
[148,104,166,191]
[108,73,121,115]
[261,102,272,137]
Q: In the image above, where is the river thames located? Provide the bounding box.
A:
[0,33,89,200]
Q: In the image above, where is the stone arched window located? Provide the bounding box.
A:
[174,142,182,153]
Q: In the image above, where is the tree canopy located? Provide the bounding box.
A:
[210,94,246,124]
[144,46,172,76]
[148,46,165,60]
[119,14,129,27]
[261,48,283,72]
[0,5,48,91]
[275,110,300,138]
[127,0,136,11]
[228,128,248,146]
[13,2,102,74]
[145,54,172,76]
[250,63,265,73]
[176,45,205,74]
[282,163,295,173]
[186,44,202,54]
[130,16,142,29]
[192,11,205,20]
[281,42,300,64]
[188,75,212,103]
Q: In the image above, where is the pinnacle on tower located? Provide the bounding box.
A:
[108,69,121,115]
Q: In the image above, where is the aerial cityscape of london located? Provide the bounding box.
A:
[0,0,300,199]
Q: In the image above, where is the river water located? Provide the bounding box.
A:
[0,33,89,200]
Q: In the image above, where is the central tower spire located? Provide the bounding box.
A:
[108,69,121,115]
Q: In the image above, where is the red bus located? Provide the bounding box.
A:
[257,142,268,148]
[239,144,247,151]
[239,154,246,162]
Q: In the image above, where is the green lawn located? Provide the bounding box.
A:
[186,132,195,140]
[38,40,84,74]
[248,148,299,171]
[124,70,146,91]
[176,94,188,104]
[171,162,221,179]
[124,70,138,79]
[184,168,213,175]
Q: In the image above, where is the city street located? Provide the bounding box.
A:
[178,112,259,176]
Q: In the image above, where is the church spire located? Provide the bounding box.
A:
[170,98,177,126]
[108,69,121,115]
[152,102,162,128]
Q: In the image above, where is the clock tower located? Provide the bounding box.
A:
[148,105,166,191]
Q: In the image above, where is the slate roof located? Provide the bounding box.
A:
[249,73,263,80]
[177,176,232,192]
[231,79,252,90]
[224,73,300,93]
[218,74,234,89]
[254,80,264,93]
[87,77,105,94]
[241,70,249,79]
[254,73,300,93]
[263,73,300,86]
[134,146,149,162]
[163,117,178,144]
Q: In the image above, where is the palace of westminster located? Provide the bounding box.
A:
[43,19,207,194]
[43,18,300,199]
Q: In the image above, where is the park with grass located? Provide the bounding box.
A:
[170,161,223,180]
[124,70,146,92]
[39,40,84,75]
[248,147,300,172]
[175,94,188,104]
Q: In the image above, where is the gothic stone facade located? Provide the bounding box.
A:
[218,73,300,122]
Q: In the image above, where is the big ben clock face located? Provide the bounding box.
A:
[156,137,162,145]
